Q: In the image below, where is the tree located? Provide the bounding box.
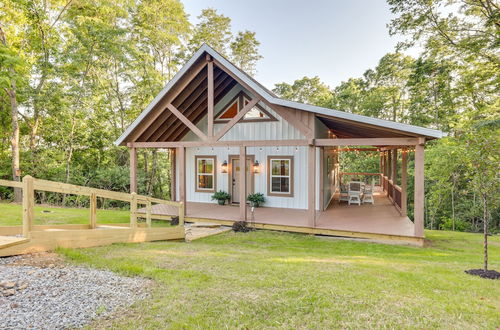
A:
[273,76,333,107]
[0,3,27,202]
[230,30,262,75]
[189,8,232,56]
[464,120,500,270]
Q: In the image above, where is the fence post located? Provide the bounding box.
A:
[130,192,137,228]
[90,192,97,229]
[179,201,185,226]
[146,201,152,228]
[22,175,34,238]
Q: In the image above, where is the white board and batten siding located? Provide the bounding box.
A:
[176,84,322,210]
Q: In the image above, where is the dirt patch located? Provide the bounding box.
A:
[465,269,500,280]
[5,252,66,268]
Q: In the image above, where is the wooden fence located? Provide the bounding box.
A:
[0,176,184,238]
[381,175,403,214]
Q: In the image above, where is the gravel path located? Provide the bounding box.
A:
[0,253,151,329]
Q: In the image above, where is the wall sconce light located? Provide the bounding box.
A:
[221,160,228,173]
[253,160,260,174]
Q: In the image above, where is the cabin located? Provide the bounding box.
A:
[116,44,442,246]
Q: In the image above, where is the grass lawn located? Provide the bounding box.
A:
[0,202,169,227]
[57,229,500,329]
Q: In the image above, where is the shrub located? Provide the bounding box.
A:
[232,221,251,232]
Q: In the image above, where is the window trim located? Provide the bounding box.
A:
[214,91,278,124]
[267,156,294,197]
[195,155,217,193]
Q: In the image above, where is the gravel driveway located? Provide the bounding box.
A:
[0,253,150,329]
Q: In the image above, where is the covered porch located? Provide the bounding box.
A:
[141,187,419,245]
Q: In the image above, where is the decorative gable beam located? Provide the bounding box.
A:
[207,58,214,138]
[166,103,207,141]
[212,59,314,139]
[214,97,260,141]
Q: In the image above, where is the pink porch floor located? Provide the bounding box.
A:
[145,190,415,237]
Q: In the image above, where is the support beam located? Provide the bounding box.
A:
[128,139,312,148]
[401,147,408,216]
[22,175,34,238]
[414,143,425,237]
[315,138,419,146]
[239,146,247,221]
[207,60,214,138]
[308,145,316,227]
[387,150,392,180]
[177,147,186,215]
[90,193,97,229]
[391,149,397,183]
[170,148,176,201]
[130,147,137,193]
[166,103,207,141]
[214,98,259,141]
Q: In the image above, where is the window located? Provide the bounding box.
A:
[267,156,293,197]
[195,156,216,192]
[215,91,277,123]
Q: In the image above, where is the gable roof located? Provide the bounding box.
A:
[115,44,443,145]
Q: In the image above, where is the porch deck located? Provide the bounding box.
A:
[145,190,419,245]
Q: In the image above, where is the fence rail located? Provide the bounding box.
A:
[1,176,184,238]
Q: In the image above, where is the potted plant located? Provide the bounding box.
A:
[211,190,230,205]
[247,193,265,207]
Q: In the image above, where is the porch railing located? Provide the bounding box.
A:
[381,175,403,213]
[0,176,184,238]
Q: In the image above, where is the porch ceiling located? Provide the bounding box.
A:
[317,116,419,139]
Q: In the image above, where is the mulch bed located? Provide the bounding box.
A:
[465,269,500,280]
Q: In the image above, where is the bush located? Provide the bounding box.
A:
[439,217,471,232]
[232,221,252,232]
[171,216,179,226]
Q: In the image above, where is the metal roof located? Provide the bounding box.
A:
[115,44,443,145]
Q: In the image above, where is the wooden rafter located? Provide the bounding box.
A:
[207,60,214,138]
[166,104,207,141]
[126,59,207,142]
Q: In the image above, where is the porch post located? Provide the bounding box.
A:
[401,147,408,216]
[177,147,186,215]
[387,150,392,181]
[239,146,247,221]
[391,149,397,183]
[170,148,176,201]
[130,147,137,193]
[414,142,425,237]
[308,145,316,227]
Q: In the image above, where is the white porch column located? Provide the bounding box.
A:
[414,143,425,237]
[239,146,247,221]
[308,145,316,227]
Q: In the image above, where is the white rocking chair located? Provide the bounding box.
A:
[339,184,349,203]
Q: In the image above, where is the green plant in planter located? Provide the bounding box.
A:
[247,193,265,207]
[211,190,230,205]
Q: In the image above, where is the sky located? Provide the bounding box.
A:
[183,0,414,90]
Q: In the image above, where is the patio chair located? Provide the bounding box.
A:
[339,184,349,203]
[348,181,362,206]
[362,180,375,205]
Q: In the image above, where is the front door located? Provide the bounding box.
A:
[230,156,254,204]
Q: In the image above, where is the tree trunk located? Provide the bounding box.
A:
[482,194,488,271]
[0,24,22,202]
[8,87,22,202]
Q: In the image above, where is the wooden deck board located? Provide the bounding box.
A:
[143,191,416,240]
